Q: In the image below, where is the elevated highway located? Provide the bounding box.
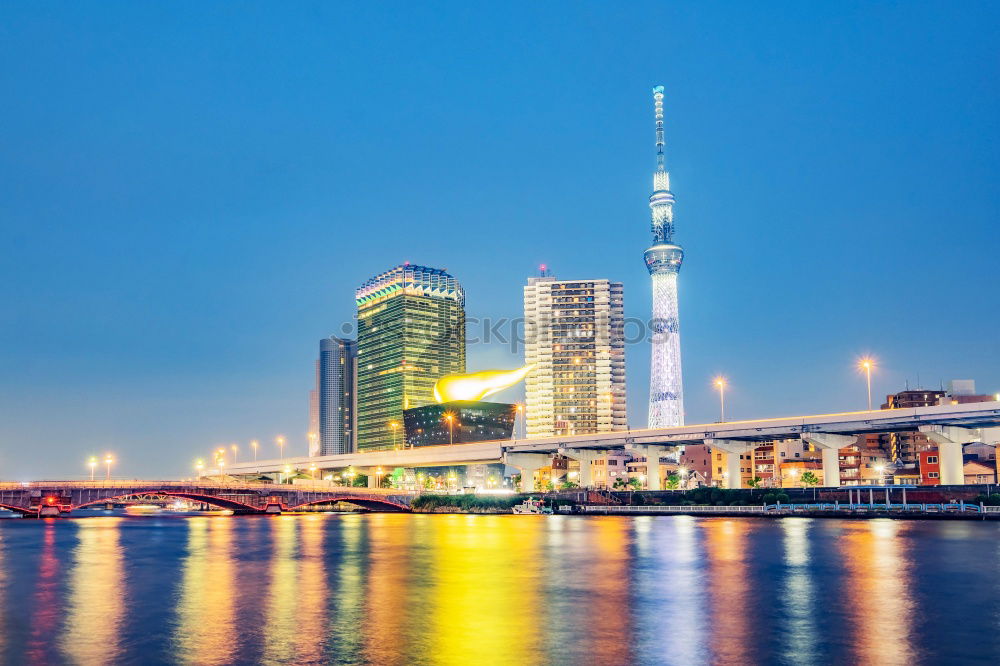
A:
[226,401,1000,491]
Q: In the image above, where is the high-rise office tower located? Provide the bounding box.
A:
[355,264,466,451]
[319,336,357,455]
[523,272,626,437]
[644,85,685,427]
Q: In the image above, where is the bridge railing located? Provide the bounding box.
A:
[580,502,994,515]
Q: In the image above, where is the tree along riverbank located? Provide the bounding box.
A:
[410,486,1000,516]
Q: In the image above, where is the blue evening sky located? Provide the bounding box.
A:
[2,2,998,479]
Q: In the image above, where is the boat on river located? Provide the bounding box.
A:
[512,498,553,515]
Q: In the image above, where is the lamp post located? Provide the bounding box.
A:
[88,456,97,481]
[678,466,689,490]
[195,459,204,478]
[282,465,292,484]
[309,464,317,480]
[251,440,259,462]
[231,444,238,464]
[714,376,727,422]
[859,358,875,410]
[390,422,399,450]
[376,467,384,488]
[788,467,798,488]
[104,454,114,481]
[444,413,455,446]
[276,436,286,461]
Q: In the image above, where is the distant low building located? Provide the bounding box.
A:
[919,448,997,485]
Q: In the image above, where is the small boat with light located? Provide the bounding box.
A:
[512,498,553,515]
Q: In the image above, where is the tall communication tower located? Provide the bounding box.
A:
[644,85,685,427]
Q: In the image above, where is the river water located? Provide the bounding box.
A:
[0,513,998,665]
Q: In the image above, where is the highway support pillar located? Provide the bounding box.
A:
[558,448,603,488]
[504,453,551,493]
[800,433,855,488]
[627,445,668,490]
[705,439,752,489]
[920,425,985,485]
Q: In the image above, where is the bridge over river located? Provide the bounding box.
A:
[0,481,415,517]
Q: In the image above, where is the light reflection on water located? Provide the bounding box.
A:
[0,514,998,665]
[174,517,237,665]
[840,519,915,666]
[62,518,125,665]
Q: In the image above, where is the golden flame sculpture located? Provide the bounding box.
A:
[433,365,534,403]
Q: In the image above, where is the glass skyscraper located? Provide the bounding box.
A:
[319,336,357,455]
[355,264,466,451]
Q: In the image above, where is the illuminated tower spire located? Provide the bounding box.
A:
[644,85,685,427]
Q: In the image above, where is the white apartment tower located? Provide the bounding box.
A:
[523,272,627,437]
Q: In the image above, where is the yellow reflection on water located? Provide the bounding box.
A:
[174,517,236,665]
[295,515,328,663]
[703,519,751,664]
[428,515,544,666]
[331,513,365,657]
[363,513,412,666]
[262,516,299,663]
[584,517,633,663]
[61,518,125,665]
[840,520,915,665]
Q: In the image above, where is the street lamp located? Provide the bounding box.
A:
[678,466,689,489]
[276,435,286,461]
[309,463,317,480]
[216,447,226,465]
[443,413,455,445]
[788,467,799,488]
[104,454,114,481]
[858,357,875,410]
[376,467,384,488]
[345,468,356,486]
[282,465,292,484]
[195,459,205,478]
[231,444,238,463]
[875,463,886,485]
[251,439,259,462]
[88,456,97,481]
[714,376,727,422]
[390,422,399,450]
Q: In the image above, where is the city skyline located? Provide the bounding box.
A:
[2,2,999,478]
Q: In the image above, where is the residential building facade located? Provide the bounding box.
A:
[523,273,626,437]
